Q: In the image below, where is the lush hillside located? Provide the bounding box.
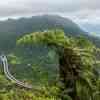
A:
[0,15,87,88]
[0,15,100,100]
[0,15,84,34]
[0,15,100,52]
[0,15,86,51]
[0,30,100,100]
[17,30,100,100]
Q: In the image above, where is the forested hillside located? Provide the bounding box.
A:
[0,15,100,100]
[17,30,100,99]
[0,15,83,51]
[0,15,100,51]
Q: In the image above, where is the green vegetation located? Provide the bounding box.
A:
[0,61,60,100]
[0,15,100,51]
[17,29,100,100]
[0,15,84,51]
[0,15,100,100]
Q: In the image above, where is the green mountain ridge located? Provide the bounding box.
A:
[0,15,85,51]
[0,15,100,100]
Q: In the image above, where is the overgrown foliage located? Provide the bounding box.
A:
[17,29,100,100]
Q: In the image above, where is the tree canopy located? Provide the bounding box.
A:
[17,29,100,100]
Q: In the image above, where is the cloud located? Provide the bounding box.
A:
[0,0,100,26]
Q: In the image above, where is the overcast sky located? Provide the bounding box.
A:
[0,0,100,26]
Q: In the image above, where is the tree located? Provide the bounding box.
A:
[17,29,100,100]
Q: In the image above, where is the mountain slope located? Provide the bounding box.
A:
[0,15,84,51]
[0,15,84,35]
[0,15,99,51]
